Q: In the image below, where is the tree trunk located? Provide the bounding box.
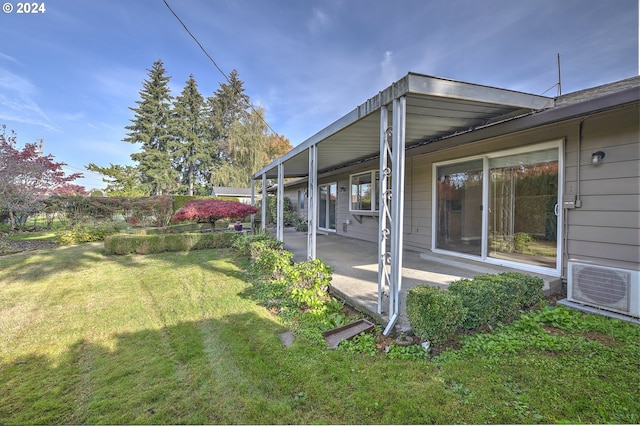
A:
[8,210,16,229]
[188,164,194,196]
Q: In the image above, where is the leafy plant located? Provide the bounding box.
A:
[286,259,332,314]
[55,223,120,244]
[232,231,283,256]
[338,331,378,356]
[406,285,466,346]
[249,244,292,280]
[385,343,430,361]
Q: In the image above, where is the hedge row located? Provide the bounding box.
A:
[143,222,212,235]
[104,232,235,255]
[407,272,544,346]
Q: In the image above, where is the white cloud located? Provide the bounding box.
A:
[379,51,399,88]
[0,66,57,131]
[307,7,331,34]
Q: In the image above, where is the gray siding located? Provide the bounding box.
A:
[279,102,639,273]
[564,104,639,270]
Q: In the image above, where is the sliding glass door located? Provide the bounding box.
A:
[488,149,558,268]
[434,142,561,274]
[436,159,483,255]
[318,183,337,231]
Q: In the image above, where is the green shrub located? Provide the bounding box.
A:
[447,277,510,329]
[448,273,544,330]
[500,272,545,308]
[406,285,466,346]
[250,244,292,280]
[294,218,308,232]
[232,231,283,256]
[104,232,235,255]
[144,222,211,234]
[55,223,120,244]
[286,259,332,314]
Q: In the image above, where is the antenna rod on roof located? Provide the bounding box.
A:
[557,53,562,96]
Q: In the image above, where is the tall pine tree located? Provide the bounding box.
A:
[208,70,250,163]
[124,59,177,195]
[171,75,212,196]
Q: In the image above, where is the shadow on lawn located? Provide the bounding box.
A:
[0,312,317,425]
[0,242,246,286]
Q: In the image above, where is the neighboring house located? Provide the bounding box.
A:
[252,72,639,331]
[210,186,254,204]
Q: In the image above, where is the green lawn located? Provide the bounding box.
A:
[1,243,638,424]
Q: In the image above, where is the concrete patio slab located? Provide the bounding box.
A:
[278,227,562,333]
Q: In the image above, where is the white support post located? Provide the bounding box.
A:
[250,179,255,231]
[277,163,284,242]
[261,173,267,231]
[378,106,390,315]
[384,96,407,336]
[307,144,318,260]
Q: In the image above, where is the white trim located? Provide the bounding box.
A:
[431,139,564,277]
[349,170,379,213]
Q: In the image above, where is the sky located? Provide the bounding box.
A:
[0,0,638,190]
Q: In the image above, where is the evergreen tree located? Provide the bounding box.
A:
[124,59,177,195]
[85,163,149,197]
[171,74,212,196]
[208,70,250,162]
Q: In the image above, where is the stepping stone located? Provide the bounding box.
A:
[279,331,294,347]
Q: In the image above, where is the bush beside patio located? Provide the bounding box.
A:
[407,273,544,345]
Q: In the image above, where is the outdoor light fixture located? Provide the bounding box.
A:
[591,151,605,165]
[339,186,346,192]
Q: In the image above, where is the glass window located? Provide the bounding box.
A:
[488,148,558,268]
[350,171,379,212]
[433,142,561,274]
[436,159,483,255]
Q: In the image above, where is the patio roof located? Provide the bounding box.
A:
[253,72,554,179]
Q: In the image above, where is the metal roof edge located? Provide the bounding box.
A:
[409,84,639,155]
[252,72,556,179]
[405,72,554,109]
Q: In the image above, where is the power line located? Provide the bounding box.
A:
[161,0,285,140]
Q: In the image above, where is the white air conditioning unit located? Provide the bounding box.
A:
[568,262,639,318]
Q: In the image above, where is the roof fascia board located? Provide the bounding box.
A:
[409,85,639,156]
[252,72,555,179]
[406,72,554,109]
[253,75,413,179]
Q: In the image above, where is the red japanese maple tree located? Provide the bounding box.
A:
[0,126,83,228]
[171,199,258,229]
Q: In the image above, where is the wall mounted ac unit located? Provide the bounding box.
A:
[568,262,639,318]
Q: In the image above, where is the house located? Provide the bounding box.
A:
[210,186,255,204]
[251,72,640,332]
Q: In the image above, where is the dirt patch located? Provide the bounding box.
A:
[0,236,57,255]
[582,331,623,348]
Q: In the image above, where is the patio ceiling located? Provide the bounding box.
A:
[254,72,554,180]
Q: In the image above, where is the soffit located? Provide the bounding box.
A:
[254,73,553,179]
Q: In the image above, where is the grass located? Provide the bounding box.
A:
[1,242,639,424]
[5,230,57,241]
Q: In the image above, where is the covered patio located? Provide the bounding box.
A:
[277,227,558,331]
[253,72,556,334]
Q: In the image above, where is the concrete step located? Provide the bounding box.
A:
[419,252,563,295]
